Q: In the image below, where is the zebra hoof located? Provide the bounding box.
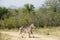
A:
[29,36,31,38]
[22,36,23,38]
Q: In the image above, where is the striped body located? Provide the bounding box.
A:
[19,24,35,38]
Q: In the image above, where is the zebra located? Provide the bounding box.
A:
[19,24,35,38]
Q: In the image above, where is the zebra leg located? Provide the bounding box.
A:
[28,33,31,38]
[28,30,33,38]
[31,31,35,38]
[19,31,23,38]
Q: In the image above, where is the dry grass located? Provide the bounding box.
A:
[33,27,60,37]
[0,27,60,37]
[0,31,60,40]
[0,28,18,32]
[0,33,11,40]
[0,27,60,40]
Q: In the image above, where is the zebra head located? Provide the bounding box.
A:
[30,24,35,29]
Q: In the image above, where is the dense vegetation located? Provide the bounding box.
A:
[0,0,60,29]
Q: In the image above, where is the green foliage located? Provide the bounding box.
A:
[23,4,35,13]
[0,0,60,29]
[0,7,9,20]
[0,17,16,29]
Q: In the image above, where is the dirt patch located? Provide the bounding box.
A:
[0,31,60,40]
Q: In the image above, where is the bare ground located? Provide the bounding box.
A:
[0,31,60,40]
